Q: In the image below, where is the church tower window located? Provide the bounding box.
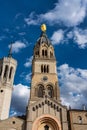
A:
[38,85,44,97]
[41,65,43,73]
[41,65,49,73]
[44,65,46,73]
[35,51,39,56]
[47,65,49,73]
[4,65,9,78]
[45,50,47,56]
[50,51,53,58]
[47,85,53,98]
[0,66,2,76]
[9,67,13,79]
[42,50,44,56]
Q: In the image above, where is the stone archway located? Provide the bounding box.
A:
[32,114,61,130]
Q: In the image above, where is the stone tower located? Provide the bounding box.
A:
[26,24,68,130]
[30,25,60,103]
[0,45,17,120]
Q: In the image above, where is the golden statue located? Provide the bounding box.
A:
[41,24,46,32]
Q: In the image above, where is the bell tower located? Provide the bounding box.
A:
[0,44,17,120]
[30,24,60,103]
[26,25,69,130]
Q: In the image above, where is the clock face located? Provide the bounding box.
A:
[43,76,48,81]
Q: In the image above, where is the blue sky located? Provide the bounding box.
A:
[0,0,87,116]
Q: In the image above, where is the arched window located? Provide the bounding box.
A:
[38,85,44,97]
[35,51,39,56]
[47,85,53,98]
[9,67,13,79]
[37,51,39,55]
[44,125,49,130]
[4,65,9,78]
[41,65,43,73]
[50,51,53,58]
[44,65,46,73]
[47,65,49,73]
[42,50,44,56]
[41,65,49,73]
[78,116,82,124]
[0,66,2,76]
[45,50,47,56]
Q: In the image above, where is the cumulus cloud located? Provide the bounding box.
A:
[66,28,87,48]
[24,12,40,26]
[50,28,87,48]
[24,56,33,67]
[8,41,27,53]
[25,0,87,27]
[58,64,87,109]
[10,84,30,116]
[74,28,87,48]
[51,30,64,44]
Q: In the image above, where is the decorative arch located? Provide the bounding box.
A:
[41,43,48,57]
[38,84,44,98]
[47,84,54,98]
[32,114,61,130]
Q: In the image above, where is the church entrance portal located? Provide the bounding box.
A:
[32,114,61,130]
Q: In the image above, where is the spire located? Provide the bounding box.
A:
[8,43,12,58]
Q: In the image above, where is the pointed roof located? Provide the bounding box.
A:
[35,24,52,46]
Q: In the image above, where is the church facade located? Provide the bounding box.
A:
[0,25,87,130]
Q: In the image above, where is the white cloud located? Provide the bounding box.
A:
[58,64,87,109]
[24,12,40,25]
[25,0,87,27]
[67,31,73,39]
[9,41,27,53]
[74,28,87,48]
[10,84,30,116]
[51,30,64,44]
[25,73,32,83]
[24,56,33,67]
[20,72,32,83]
[51,28,87,49]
